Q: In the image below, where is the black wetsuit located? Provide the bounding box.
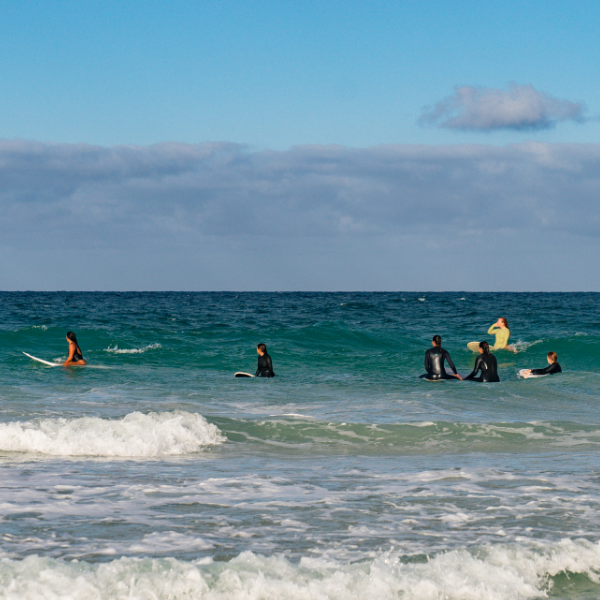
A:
[421,346,458,380]
[530,362,561,376]
[72,345,83,362]
[256,353,275,378]
[465,353,499,382]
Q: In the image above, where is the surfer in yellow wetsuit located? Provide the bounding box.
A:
[487,318,516,352]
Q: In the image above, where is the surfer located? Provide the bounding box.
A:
[464,341,500,382]
[488,318,516,352]
[420,335,462,380]
[64,331,86,366]
[256,343,275,378]
[521,352,562,379]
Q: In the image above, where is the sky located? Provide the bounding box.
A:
[1,0,600,290]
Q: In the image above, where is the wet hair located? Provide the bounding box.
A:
[432,335,442,346]
[257,343,267,353]
[548,351,558,363]
[66,331,79,346]
[499,317,509,328]
[479,341,490,354]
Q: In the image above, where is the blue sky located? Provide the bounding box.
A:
[1,0,598,148]
[1,1,600,290]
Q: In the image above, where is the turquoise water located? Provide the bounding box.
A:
[1,292,599,598]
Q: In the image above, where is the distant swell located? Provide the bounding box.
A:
[0,540,599,599]
[105,343,161,354]
[0,411,225,457]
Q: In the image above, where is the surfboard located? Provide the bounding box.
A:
[467,342,480,352]
[234,372,254,378]
[23,352,61,367]
[518,368,546,379]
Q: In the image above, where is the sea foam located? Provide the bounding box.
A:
[0,540,599,599]
[105,343,162,354]
[0,411,225,457]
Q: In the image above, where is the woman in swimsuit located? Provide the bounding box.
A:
[488,317,516,352]
[64,331,86,366]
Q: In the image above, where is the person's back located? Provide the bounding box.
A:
[255,343,275,378]
[465,342,500,382]
[421,335,460,380]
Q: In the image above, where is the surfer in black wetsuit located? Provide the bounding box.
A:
[420,335,462,380]
[464,341,499,382]
[522,351,562,378]
[256,343,275,378]
[64,331,86,366]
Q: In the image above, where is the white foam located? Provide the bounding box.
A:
[105,343,162,354]
[0,540,599,599]
[0,411,225,457]
[512,339,543,352]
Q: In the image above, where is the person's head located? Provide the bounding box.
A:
[432,335,442,347]
[257,343,267,356]
[498,317,509,329]
[547,351,558,364]
[479,341,490,354]
[66,331,78,345]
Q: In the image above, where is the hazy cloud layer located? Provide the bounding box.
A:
[2,139,600,290]
[419,84,586,131]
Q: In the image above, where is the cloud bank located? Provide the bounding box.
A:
[1,139,600,290]
[419,84,586,131]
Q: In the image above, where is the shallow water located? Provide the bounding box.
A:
[1,292,599,598]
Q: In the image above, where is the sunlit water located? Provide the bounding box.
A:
[1,292,599,599]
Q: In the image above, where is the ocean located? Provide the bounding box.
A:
[0,291,599,599]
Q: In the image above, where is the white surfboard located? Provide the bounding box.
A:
[467,342,480,352]
[518,368,546,379]
[234,372,254,378]
[23,352,61,367]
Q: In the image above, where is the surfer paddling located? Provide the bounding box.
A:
[521,351,562,379]
[64,331,86,366]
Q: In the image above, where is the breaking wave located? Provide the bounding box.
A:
[0,411,225,457]
[0,540,599,599]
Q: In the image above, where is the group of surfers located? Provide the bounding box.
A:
[421,317,562,382]
[59,319,560,382]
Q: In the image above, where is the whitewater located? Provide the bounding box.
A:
[1,291,599,599]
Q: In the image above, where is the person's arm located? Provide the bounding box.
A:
[443,351,457,374]
[424,352,431,372]
[63,344,76,366]
[266,354,274,375]
[444,351,462,379]
[531,363,561,375]
[464,356,482,380]
[487,325,498,335]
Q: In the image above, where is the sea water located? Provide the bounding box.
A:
[0,292,599,599]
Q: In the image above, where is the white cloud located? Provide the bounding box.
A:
[419,84,586,131]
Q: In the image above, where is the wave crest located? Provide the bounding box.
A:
[105,343,161,354]
[1,540,599,599]
[0,411,225,457]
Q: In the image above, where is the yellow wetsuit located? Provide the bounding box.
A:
[487,325,510,349]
